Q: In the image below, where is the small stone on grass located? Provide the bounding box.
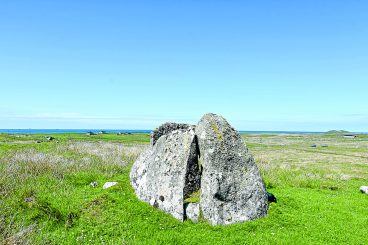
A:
[90,181,98,187]
[359,186,368,194]
[103,182,118,189]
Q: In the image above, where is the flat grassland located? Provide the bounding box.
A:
[0,133,367,244]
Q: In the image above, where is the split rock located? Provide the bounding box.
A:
[196,113,268,225]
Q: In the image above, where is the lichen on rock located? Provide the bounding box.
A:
[196,113,268,225]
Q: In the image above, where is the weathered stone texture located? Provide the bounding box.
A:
[185,203,200,223]
[130,126,200,221]
[196,113,268,225]
[150,123,193,146]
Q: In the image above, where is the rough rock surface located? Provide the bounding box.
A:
[130,126,200,221]
[185,203,200,223]
[150,123,193,146]
[196,113,268,225]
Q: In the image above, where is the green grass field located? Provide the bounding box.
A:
[1,133,367,244]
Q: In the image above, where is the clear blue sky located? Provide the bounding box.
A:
[1,1,367,131]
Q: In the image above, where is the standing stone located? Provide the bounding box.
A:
[130,126,200,221]
[196,113,268,225]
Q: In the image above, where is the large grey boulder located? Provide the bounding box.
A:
[150,123,193,146]
[130,126,200,221]
[196,113,268,225]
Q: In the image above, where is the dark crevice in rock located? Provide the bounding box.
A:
[183,202,189,219]
[183,135,201,199]
[195,135,201,158]
[182,135,202,222]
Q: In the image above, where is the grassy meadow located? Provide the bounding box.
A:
[0,132,367,244]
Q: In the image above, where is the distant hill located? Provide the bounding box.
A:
[325,130,351,135]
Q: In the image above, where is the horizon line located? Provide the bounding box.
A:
[1,129,367,134]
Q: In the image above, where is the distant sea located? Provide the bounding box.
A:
[0,129,366,135]
[0,129,151,134]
